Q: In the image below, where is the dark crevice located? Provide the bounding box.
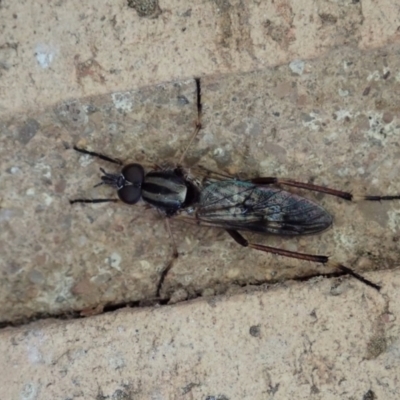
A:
[0,270,375,329]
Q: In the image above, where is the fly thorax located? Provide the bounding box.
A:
[141,171,188,214]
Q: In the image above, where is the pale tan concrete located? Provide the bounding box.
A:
[2,44,400,323]
[1,0,399,117]
[1,271,400,399]
[1,0,400,399]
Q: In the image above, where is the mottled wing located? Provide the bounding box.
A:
[192,180,332,235]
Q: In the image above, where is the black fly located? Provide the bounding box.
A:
[71,78,400,295]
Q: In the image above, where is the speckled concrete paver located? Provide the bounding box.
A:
[1,0,399,117]
[1,0,400,399]
[1,45,400,323]
[2,271,400,399]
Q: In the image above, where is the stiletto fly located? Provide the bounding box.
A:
[70,78,400,295]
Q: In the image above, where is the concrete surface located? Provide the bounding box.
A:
[2,45,400,322]
[1,0,400,399]
[2,271,400,399]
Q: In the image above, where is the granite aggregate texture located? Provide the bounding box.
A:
[1,0,400,399]
[1,46,400,322]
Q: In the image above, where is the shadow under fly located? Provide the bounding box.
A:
[71,78,400,296]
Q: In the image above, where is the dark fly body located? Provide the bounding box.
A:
[71,78,400,295]
[191,180,332,235]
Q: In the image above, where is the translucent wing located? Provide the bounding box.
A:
[189,180,332,235]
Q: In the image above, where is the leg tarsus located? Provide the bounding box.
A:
[251,177,400,202]
[364,195,400,201]
[226,229,380,291]
[328,261,381,291]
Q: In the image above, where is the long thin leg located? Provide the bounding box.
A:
[178,78,203,165]
[226,229,381,291]
[70,147,123,204]
[70,198,118,204]
[251,177,400,202]
[156,218,179,297]
[73,146,123,165]
[196,165,236,181]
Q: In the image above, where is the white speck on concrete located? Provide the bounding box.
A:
[20,382,39,400]
[388,210,400,233]
[78,235,87,247]
[111,92,133,112]
[213,147,225,157]
[201,132,215,144]
[0,208,21,222]
[93,244,104,255]
[334,109,352,120]
[302,112,322,131]
[49,275,75,305]
[337,167,350,177]
[289,60,305,75]
[35,44,55,68]
[78,154,94,167]
[338,89,349,97]
[108,353,126,370]
[367,70,380,81]
[26,188,35,196]
[140,260,151,270]
[43,193,53,206]
[34,163,51,179]
[27,345,43,364]
[106,252,122,270]
[117,326,126,333]
[10,166,21,174]
[325,131,339,142]
[366,112,397,143]
[334,229,356,249]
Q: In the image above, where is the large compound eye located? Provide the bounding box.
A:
[117,164,144,204]
[118,185,141,204]
[122,164,144,186]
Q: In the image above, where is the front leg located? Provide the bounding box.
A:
[73,146,123,165]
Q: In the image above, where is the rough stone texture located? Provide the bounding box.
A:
[1,0,400,398]
[1,0,399,117]
[1,271,400,399]
[1,45,400,323]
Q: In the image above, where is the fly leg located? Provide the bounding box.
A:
[156,218,179,298]
[251,177,400,202]
[226,229,381,291]
[178,77,203,165]
[73,146,123,165]
[70,147,123,204]
[70,198,118,204]
[196,165,237,182]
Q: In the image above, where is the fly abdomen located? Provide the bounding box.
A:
[142,170,188,215]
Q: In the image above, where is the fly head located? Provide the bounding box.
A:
[97,163,145,204]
